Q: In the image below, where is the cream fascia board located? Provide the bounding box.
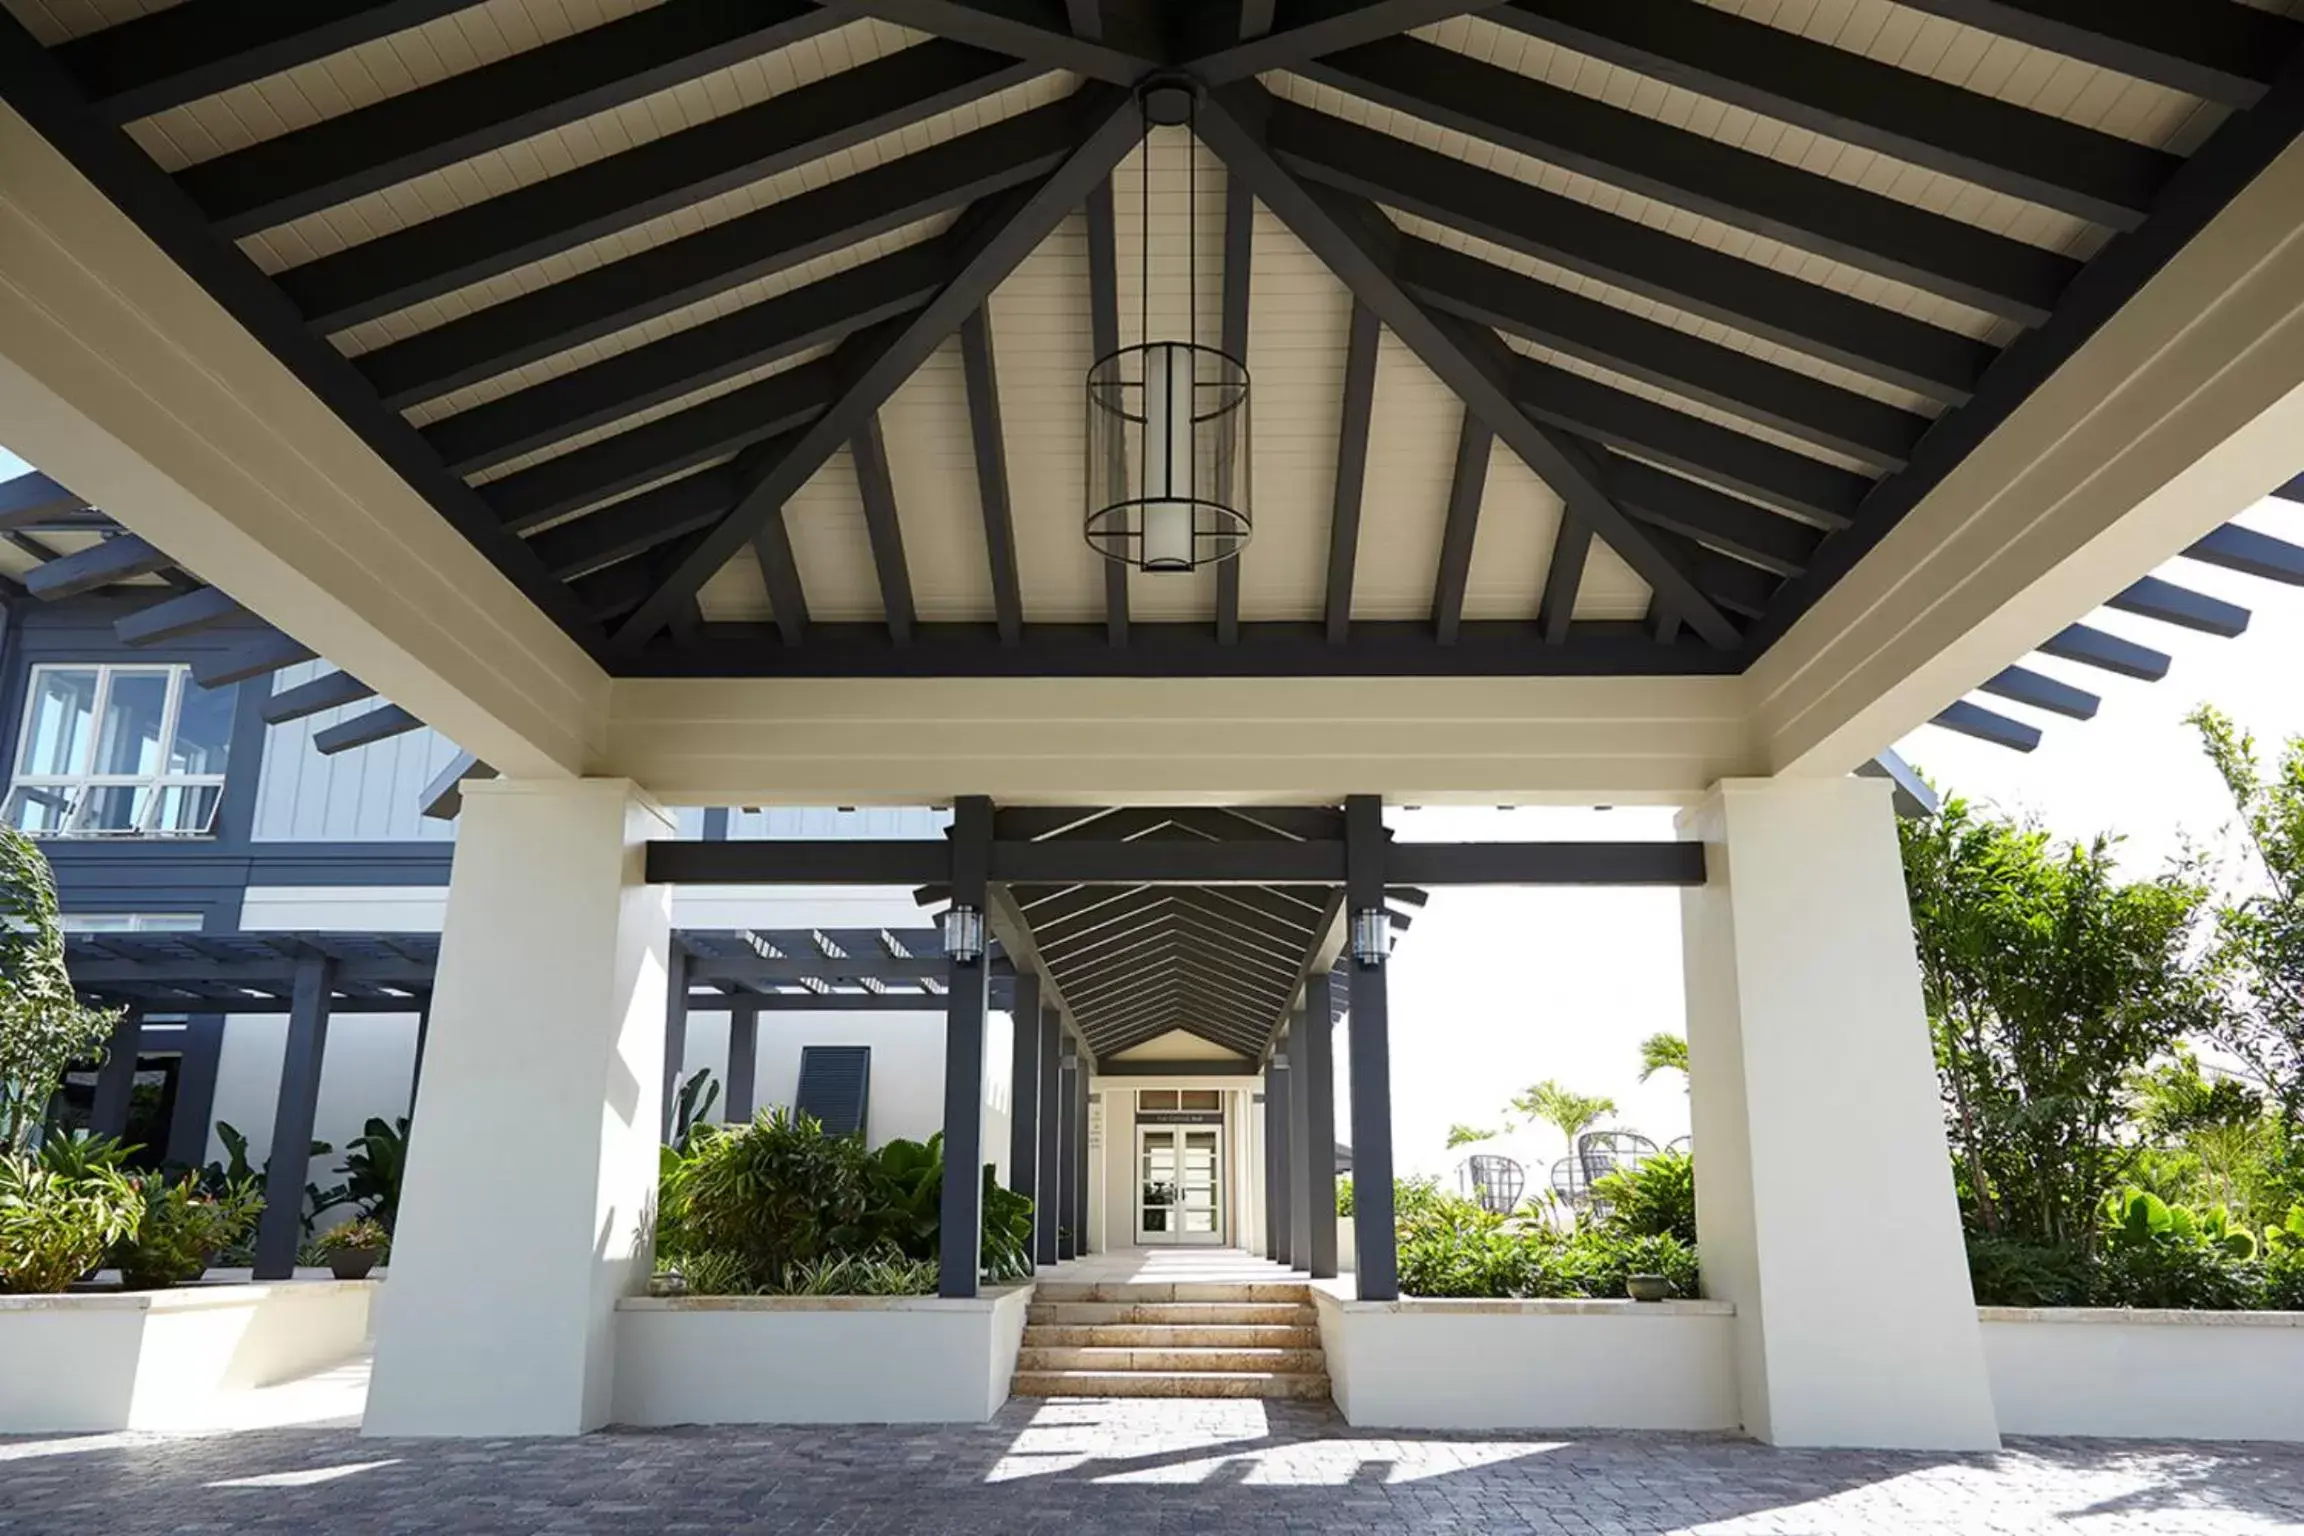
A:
[0,102,604,780]
[602,674,1762,805]
[1749,135,2304,781]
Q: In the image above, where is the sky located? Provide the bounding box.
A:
[7,441,2301,1186]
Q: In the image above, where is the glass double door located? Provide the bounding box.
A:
[1136,1125,1224,1245]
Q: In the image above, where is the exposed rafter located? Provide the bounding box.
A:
[959,308,1025,646]
[1323,300,1380,645]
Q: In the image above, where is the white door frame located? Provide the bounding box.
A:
[1134,1122,1225,1245]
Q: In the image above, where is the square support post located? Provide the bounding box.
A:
[1035,1006,1062,1265]
[659,942,692,1143]
[939,796,994,1299]
[1268,1057,1293,1266]
[725,999,759,1122]
[254,956,334,1281]
[1345,793,1399,1300]
[1071,1057,1091,1255]
[1679,778,1998,1450]
[407,991,433,1127]
[1007,972,1042,1198]
[1055,1057,1078,1260]
[88,1004,143,1140]
[1301,972,1339,1280]
[366,780,675,1437]
[1286,1018,1313,1273]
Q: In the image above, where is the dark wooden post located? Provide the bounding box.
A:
[88,1004,143,1140]
[659,940,691,1143]
[1035,1005,1061,1266]
[1007,972,1041,1199]
[1287,1015,1313,1272]
[1345,793,1399,1299]
[1071,1056,1090,1255]
[725,998,759,1122]
[1302,970,1339,1279]
[254,955,335,1280]
[939,795,994,1298]
[1055,1057,1077,1260]
[1268,1055,1293,1265]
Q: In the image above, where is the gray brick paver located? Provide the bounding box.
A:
[2,1403,2301,1534]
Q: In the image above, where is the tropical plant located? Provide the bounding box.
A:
[319,1216,391,1256]
[1509,1079,1618,1147]
[112,1173,262,1289]
[1637,1032,1689,1084]
[1336,1176,1353,1216]
[980,1168,1035,1283]
[36,1129,135,1181]
[1445,1123,1496,1149]
[0,1149,141,1293]
[1902,793,2213,1249]
[338,1117,409,1231]
[2093,1187,2260,1309]
[1593,1150,1695,1246]
[0,826,123,1152]
[672,1069,720,1152]
[2188,707,2304,1189]
[661,1108,869,1289]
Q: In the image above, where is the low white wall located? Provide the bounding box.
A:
[1314,1289,1740,1431]
[612,1285,1036,1425]
[0,1281,373,1432]
[1982,1308,2304,1441]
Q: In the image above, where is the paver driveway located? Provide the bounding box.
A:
[3,1397,2300,1534]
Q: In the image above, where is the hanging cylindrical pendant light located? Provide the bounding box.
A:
[1085,78,1251,574]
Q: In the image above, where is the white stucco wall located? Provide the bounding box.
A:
[0,1282,372,1433]
[1314,1291,1741,1431]
[612,1287,1033,1425]
[1982,1309,2304,1441]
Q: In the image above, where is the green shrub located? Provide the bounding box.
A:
[657,1112,1034,1292]
[1966,1236,2096,1307]
[1335,1176,1353,1217]
[0,1150,141,1293]
[1556,1230,1701,1299]
[113,1173,262,1289]
[2260,1245,2304,1310]
[1593,1151,1695,1245]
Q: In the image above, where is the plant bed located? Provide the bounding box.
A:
[612,1284,1036,1425]
[1979,1305,2304,1441]
[0,1280,374,1432]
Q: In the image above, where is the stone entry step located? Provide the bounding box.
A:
[1027,1301,1316,1328]
[1012,1277,1329,1403]
[1023,1323,1318,1349]
[1032,1281,1309,1304]
[1011,1370,1333,1401]
[1017,1346,1327,1374]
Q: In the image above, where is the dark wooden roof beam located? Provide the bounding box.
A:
[1300,38,2081,323]
[1891,0,2300,109]
[262,670,379,726]
[24,533,173,600]
[1932,698,2042,752]
[1323,299,1381,643]
[526,463,740,582]
[851,414,918,647]
[1487,0,2177,230]
[959,308,1024,645]
[1600,453,1822,577]
[1268,104,1994,404]
[313,704,425,756]
[1979,664,2098,721]
[113,584,242,645]
[1430,411,1492,645]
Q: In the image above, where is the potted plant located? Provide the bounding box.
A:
[318,1216,390,1280]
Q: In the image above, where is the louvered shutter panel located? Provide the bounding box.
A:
[795,1045,871,1136]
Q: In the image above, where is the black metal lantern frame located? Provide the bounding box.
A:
[1084,79,1252,574]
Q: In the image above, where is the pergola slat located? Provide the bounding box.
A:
[191,629,315,688]
[2184,523,2304,586]
[313,704,425,756]
[114,585,242,646]
[261,669,377,726]
[2035,622,2171,682]
[1979,664,2099,721]
[2105,575,2251,638]
[1932,698,2042,752]
[25,533,171,600]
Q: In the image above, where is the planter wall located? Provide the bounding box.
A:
[612,1285,1035,1425]
[1981,1307,2304,1441]
[0,1281,374,1433]
[1313,1289,1738,1431]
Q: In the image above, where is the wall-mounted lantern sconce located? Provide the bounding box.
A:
[941,905,985,965]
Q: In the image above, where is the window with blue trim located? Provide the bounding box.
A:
[3,664,237,837]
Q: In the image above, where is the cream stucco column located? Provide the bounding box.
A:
[1678,777,1998,1451]
[365,779,673,1437]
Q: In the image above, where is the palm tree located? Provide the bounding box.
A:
[1445,1122,1496,1149]
[1638,1032,1689,1084]
[1509,1079,1618,1148]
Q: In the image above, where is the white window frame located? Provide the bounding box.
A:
[5,663,229,839]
